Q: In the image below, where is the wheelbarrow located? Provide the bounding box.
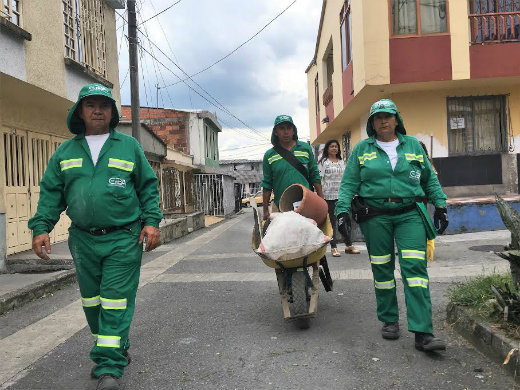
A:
[251,203,334,329]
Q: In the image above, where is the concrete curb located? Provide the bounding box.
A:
[447,302,520,381]
[0,269,77,316]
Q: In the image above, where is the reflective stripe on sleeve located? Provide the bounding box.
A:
[92,334,98,341]
[374,279,396,289]
[108,158,134,172]
[268,154,282,164]
[97,335,121,348]
[401,250,426,261]
[60,158,83,171]
[405,153,424,163]
[358,152,377,165]
[370,254,391,265]
[81,295,100,308]
[293,151,309,158]
[406,277,429,288]
[100,297,127,310]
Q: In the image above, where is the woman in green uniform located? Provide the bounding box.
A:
[335,99,449,352]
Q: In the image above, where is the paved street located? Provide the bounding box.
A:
[0,208,516,390]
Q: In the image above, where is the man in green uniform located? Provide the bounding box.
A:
[28,83,162,390]
[335,99,448,351]
[261,114,323,220]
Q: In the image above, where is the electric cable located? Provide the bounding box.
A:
[162,0,297,88]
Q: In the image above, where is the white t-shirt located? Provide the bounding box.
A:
[376,138,399,170]
[85,133,110,165]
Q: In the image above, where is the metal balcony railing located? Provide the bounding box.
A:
[470,5,520,44]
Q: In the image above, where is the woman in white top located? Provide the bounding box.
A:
[319,139,360,257]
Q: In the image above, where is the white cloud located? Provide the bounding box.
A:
[119,0,322,160]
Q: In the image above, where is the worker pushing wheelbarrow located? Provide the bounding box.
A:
[251,184,334,329]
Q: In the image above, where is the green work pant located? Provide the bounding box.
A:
[360,209,433,333]
[68,220,142,378]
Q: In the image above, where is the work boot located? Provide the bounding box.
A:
[97,374,119,390]
[381,322,400,340]
[415,332,446,351]
[92,352,130,379]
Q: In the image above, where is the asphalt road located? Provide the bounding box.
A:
[0,208,516,390]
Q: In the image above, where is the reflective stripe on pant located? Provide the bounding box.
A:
[360,208,433,333]
[68,220,142,378]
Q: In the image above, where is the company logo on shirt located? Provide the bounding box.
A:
[108,177,126,188]
[409,169,421,181]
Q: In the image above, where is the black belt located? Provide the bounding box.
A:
[383,197,426,203]
[74,222,136,236]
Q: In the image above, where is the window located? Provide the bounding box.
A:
[314,75,320,116]
[2,0,21,26]
[447,95,508,155]
[62,0,107,77]
[340,1,352,70]
[391,0,447,35]
[469,0,520,44]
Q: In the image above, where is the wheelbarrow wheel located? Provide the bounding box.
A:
[290,269,310,329]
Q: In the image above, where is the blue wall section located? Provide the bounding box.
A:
[445,201,520,234]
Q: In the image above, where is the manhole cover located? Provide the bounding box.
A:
[469,245,505,252]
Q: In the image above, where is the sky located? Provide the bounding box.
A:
[116,0,323,161]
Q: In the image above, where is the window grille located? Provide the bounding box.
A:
[447,95,508,155]
[2,0,21,26]
[62,0,107,77]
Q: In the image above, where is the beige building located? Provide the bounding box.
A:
[307,0,520,198]
[0,0,123,267]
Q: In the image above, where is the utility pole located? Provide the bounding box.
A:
[127,0,140,143]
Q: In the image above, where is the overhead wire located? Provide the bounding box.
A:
[116,9,270,140]
[162,0,297,88]
[137,0,183,26]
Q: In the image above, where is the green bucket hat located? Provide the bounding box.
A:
[366,98,406,137]
[271,114,298,145]
[66,83,119,135]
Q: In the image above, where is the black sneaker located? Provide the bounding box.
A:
[97,374,119,390]
[415,332,446,351]
[381,322,400,339]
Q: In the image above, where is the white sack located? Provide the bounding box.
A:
[257,211,330,261]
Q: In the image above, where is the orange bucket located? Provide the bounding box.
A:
[278,184,328,225]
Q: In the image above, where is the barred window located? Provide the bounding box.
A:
[2,0,21,26]
[62,0,107,77]
[447,95,508,155]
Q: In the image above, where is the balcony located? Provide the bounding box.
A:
[470,8,520,44]
[323,82,333,107]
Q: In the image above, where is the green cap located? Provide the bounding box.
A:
[66,83,119,134]
[271,114,298,145]
[366,98,406,137]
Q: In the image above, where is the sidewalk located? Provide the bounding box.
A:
[1,241,75,315]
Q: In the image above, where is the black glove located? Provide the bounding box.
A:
[434,207,449,235]
[337,212,351,239]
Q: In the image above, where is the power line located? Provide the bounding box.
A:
[135,36,269,140]
[220,141,271,152]
[116,9,269,141]
[162,0,297,88]
[137,0,183,26]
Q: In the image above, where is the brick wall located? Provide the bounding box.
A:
[121,106,190,154]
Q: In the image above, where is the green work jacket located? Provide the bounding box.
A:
[261,141,321,206]
[335,133,447,215]
[28,129,163,236]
